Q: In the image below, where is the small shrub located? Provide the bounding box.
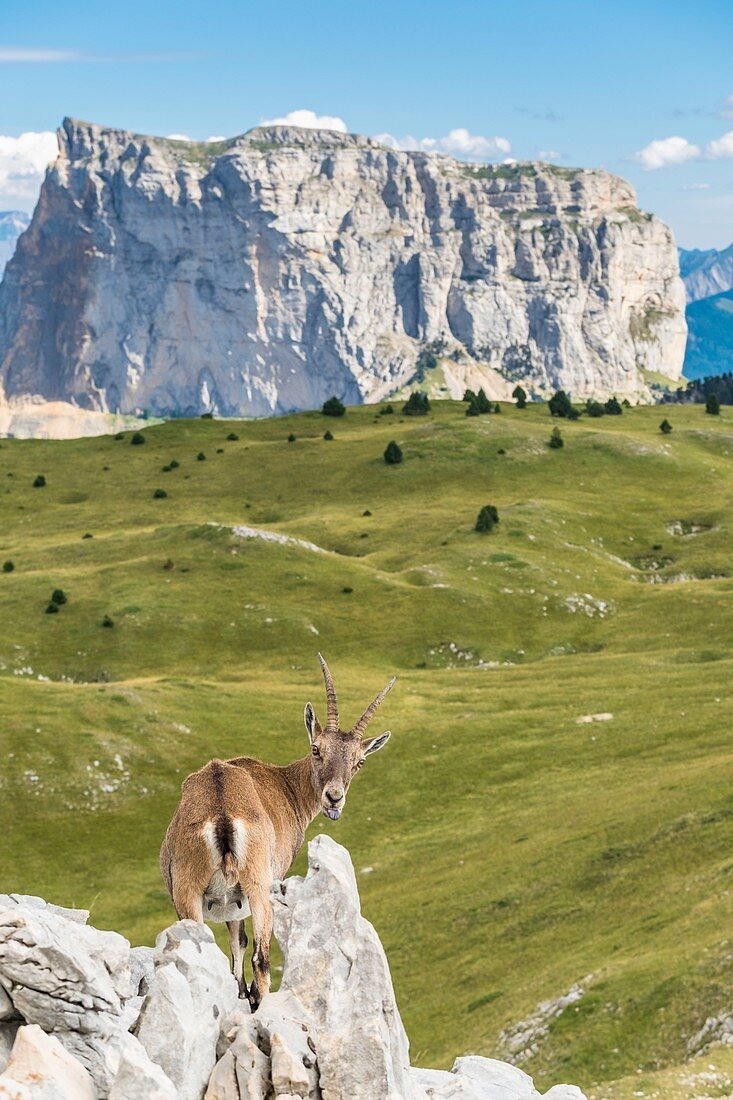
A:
[163,559,175,571]
[463,389,477,403]
[604,395,623,415]
[706,393,721,416]
[169,459,180,469]
[363,509,372,516]
[384,440,403,465]
[216,448,224,454]
[549,427,564,449]
[130,432,146,445]
[287,433,296,443]
[322,396,346,417]
[660,418,673,434]
[465,397,481,417]
[323,430,334,441]
[493,403,501,414]
[162,464,172,472]
[475,505,499,533]
[548,391,578,419]
[512,385,527,409]
[379,404,395,416]
[227,432,239,441]
[33,475,46,488]
[586,399,605,418]
[622,398,632,408]
[497,448,506,455]
[114,432,124,441]
[82,533,93,539]
[201,411,213,419]
[403,392,430,416]
[45,602,59,614]
[2,561,14,573]
[102,614,114,628]
[196,452,206,461]
[476,389,492,414]
[153,488,168,499]
[51,588,67,606]
[342,586,354,594]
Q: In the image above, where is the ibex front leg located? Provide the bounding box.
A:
[248,886,272,1011]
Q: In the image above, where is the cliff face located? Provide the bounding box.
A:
[0,118,686,417]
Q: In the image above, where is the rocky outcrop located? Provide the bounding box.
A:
[0,839,587,1099]
[0,119,685,419]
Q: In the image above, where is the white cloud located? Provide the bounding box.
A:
[259,109,348,133]
[0,131,58,210]
[635,135,700,170]
[538,149,562,162]
[706,130,733,159]
[206,135,226,143]
[0,48,82,62]
[683,182,711,191]
[0,47,199,63]
[166,133,192,141]
[374,127,511,159]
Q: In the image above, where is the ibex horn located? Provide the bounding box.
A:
[351,676,396,738]
[318,653,340,734]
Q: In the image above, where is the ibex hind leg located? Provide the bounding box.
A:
[227,919,249,1000]
[248,886,273,1012]
[171,883,204,923]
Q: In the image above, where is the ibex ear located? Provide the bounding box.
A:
[362,731,391,756]
[304,703,321,743]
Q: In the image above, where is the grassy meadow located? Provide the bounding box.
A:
[2,398,733,1096]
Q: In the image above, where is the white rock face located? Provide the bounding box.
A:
[272,833,412,1099]
[0,119,685,419]
[0,1024,96,1099]
[0,901,135,1092]
[134,920,239,1100]
[108,1034,177,1100]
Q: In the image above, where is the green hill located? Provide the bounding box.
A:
[2,401,733,1097]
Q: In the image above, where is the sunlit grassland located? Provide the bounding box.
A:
[2,400,733,1095]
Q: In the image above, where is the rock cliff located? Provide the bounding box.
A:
[0,837,587,1100]
[0,118,685,418]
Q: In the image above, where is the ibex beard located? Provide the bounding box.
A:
[159,654,394,1009]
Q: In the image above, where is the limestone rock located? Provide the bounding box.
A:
[135,920,238,1100]
[108,1033,177,1100]
[205,1013,270,1100]
[0,1024,95,1099]
[411,1057,587,1099]
[0,119,685,420]
[0,901,133,1092]
[0,1024,19,1075]
[272,833,412,1100]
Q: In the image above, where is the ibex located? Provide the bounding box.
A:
[160,655,394,1008]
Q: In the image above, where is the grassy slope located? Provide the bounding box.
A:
[2,402,733,1096]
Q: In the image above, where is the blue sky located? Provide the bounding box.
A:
[1,0,732,248]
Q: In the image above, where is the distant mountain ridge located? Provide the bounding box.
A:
[679,244,733,379]
[679,244,733,303]
[0,211,30,275]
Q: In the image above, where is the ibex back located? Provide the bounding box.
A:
[159,654,394,1008]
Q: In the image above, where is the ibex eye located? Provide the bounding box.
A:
[312,745,320,757]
